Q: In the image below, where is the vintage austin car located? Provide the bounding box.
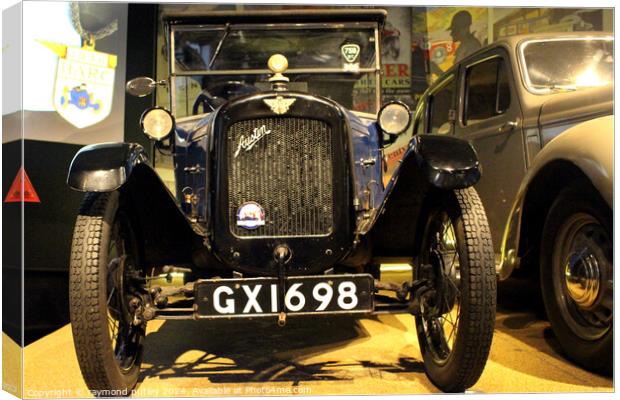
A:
[405,33,613,373]
[67,10,496,394]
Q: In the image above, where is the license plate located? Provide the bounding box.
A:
[194,274,374,318]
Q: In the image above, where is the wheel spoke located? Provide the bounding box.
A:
[418,207,472,363]
[105,218,144,371]
[108,312,120,351]
[448,251,458,276]
[447,324,456,344]
[454,303,461,331]
[106,286,116,306]
[108,316,118,334]
[447,306,455,325]
[438,219,461,352]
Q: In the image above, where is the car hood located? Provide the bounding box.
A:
[539,85,613,127]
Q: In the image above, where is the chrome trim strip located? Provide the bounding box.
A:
[169,27,177,114]
[161,8,387,21]
[172,21,378,31]
[173,67,378,76]
[374,23,382,109]
[245,22,377,30]
[170,25,176,75]
[170,75,177,115]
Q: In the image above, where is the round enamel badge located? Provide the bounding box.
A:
[236,202,266,229]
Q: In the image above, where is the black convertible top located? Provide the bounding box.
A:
[163,8,387,26]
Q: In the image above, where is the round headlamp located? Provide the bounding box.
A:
[140,107,175,141]
[378,101,411,135]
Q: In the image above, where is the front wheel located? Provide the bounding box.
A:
[414,188,496,392]
[69,192,146,395]
[540,182,613,374]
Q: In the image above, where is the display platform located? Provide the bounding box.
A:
[22,304,612,397]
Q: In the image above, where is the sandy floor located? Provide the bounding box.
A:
[22,276,613,397]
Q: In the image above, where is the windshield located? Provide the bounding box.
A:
[520,38,613,94]
[170,23,380,117]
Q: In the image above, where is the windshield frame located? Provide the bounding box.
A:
[168,21,382,118]
[518,36,613,95]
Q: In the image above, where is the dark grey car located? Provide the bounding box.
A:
[412,32,613,373]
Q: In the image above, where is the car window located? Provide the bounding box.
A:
[174,27,377,71]
[428,76,455,134]
[169,23,381,116]
[464,58,511,125]
[520,38,613,93]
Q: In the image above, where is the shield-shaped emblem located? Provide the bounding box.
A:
[341,44,361,64]
[41,41,116,128]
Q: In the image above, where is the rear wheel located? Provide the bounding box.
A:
[69,192,146,395]
[541,182,613,374]
[414,188,496,392]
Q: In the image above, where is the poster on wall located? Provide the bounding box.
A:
[410,7,429,106]
[380,7,413,107]
[493,8,604,39]
[425,7,488,82]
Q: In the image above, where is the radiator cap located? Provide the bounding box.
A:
[268,54,290,87]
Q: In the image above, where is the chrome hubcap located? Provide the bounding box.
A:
[553,212,612,340]
[564,248,600,309]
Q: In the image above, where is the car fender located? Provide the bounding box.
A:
[498,115,613,280]
[67,142,208,267]
[409,134,481,190]
[67,142,149,192]
[361,134,480,237]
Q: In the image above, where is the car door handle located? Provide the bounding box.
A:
[499,120,519,133]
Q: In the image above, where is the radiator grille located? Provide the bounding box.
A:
[227,117,334,237]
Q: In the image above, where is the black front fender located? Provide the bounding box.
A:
[363,135,481,255]
[412,134,480,190]
[67,142,148,192]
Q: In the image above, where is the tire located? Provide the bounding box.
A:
[540,182,613,374]
[414,188,496,392]
[69,192,146,396]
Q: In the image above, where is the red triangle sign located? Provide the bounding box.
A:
[4,167,41,203]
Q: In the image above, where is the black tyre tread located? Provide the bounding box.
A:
[450,187,496,391]
[419,187,496,392]
[69,192,138,394]
[70,192,111,391]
